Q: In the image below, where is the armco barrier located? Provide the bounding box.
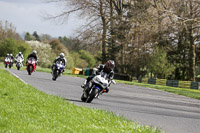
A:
[148,78,156,84]
[166,80,179,87]
[138,78,199,90]
[191,82,199,90]
[114,73,130,81]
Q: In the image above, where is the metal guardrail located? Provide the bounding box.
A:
[139,78,199,90]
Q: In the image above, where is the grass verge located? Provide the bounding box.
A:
[117,80,200,100]
[0,68,161,133]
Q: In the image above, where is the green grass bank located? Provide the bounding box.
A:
[0,68,161,133]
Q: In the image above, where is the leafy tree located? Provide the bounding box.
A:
[24,32,33,41]
[79,50,96,68]
[49,39,74,69]
[0,38,31,60]
[0,20,21,40]
[32,31,41,42]
[147,47,175,79]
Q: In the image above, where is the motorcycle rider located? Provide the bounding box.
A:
[9,53,14,67]
[5,53,9,58]
[52,53,67,74]
[81,60,115,93]
[4,53,10,65]
[15,52,24,63]
[26,50,38,66]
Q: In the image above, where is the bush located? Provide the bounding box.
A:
[79,50,96,68]
[26,41,56,68]
[0,38,32,61]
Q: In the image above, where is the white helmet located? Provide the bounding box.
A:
[60,53,64,58]
[10,54,13,56]
[32,50,37,54]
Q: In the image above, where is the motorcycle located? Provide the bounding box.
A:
[4,57,13,68]
[81,71,116,103]
[15,57,24,70]
[52,61,64,81]
[26,58,36,75]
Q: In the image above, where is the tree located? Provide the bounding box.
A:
[147,47,175,79]
[0,20,21,40]
[32,31,41,42]
[25,32,33,41]
[0,38,32,59]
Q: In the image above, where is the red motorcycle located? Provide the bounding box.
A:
[26,58,36,75]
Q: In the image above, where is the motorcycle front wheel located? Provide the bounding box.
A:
[86,88,98,103]
[81,93,87,102]
[28,66,33,75]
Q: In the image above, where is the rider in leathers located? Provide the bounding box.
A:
[26,50,38,64]
[52,53,67,73]
[81,60,115,93]
[15,52,24,63]
[9,54,14,66]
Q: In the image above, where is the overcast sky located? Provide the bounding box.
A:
[0,0,83,38]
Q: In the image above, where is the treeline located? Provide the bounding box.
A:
[0,20,97,69]
[48,0,200,81]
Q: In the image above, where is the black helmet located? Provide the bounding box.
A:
[105,60,115,71]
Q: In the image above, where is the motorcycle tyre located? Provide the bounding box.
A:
[28,66,33,75]
[86,88,98,103]
[81,93,87,102]
[52,70,58,81]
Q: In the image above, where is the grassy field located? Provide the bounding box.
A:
[0,68,161,133]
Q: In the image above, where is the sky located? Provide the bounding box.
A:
[0,0,83,38]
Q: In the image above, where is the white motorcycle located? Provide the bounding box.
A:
[15,57,24,70]
[81,71,116,103]
[52,61,64,81]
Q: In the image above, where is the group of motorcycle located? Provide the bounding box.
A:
[4,56,24,70]
[4,56,36,75]
[4,55,115,103]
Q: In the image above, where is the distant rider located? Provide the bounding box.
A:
[4,53,10,64]
[9,53,14,66]
[15,52,24,63]
[52,53,67,73]
[81,60,115,93]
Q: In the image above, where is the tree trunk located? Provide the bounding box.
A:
[100,0,107,63]
[188,1,196,81]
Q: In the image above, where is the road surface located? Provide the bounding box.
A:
[6,69,200,133]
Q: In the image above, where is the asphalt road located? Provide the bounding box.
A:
[7,69,200,133]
